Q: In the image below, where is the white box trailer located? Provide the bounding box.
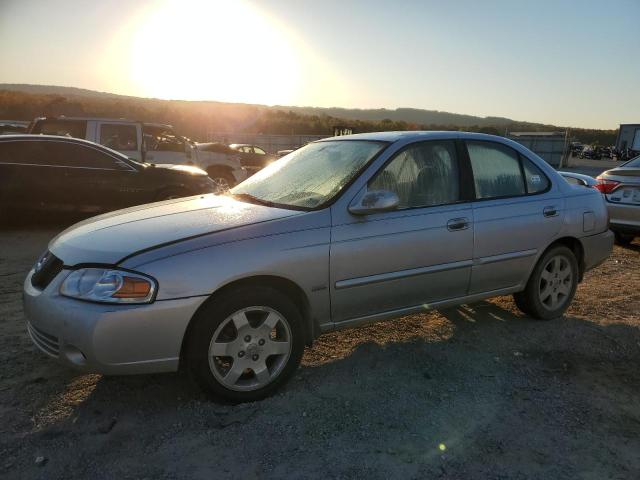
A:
[616,124,640,152]
[508,131,568,167]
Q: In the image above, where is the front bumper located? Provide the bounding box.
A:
[581,229,614,272]
[23,269,206,375]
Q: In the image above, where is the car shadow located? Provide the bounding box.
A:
[617,241,640,253]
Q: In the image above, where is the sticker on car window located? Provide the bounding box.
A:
[530,175,541,184]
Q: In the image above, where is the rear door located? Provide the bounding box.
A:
[0,139,64,211]
[465,140,564,294]
[43,141,143,213]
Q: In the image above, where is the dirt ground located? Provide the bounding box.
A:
[1,225,639,480]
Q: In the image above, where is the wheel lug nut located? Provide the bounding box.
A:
[238,351,245,358]
[244,335,251,342]
[258,339,265,346]
[252,354,259,361]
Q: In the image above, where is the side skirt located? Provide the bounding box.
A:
[320,285,523,334]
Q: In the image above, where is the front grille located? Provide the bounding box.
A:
[27,322,60,357]
[31,251,63,290]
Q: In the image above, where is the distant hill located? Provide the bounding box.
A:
[275,106,517,128]
[0,83,522,127]
[0,84,127,99]
[0,83,617,144]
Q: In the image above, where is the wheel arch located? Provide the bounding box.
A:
[179,274,314,367]
[542,236,585,282]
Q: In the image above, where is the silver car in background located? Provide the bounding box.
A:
[23,132,613,403]
[595,156,640,245]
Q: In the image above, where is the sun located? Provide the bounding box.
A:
[124,0,300,105]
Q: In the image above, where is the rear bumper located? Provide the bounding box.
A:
[609,223,640,235]
[581,229,614,272]
[607,202,640,233]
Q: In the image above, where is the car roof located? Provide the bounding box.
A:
[0,133,96,144]
[33,116,141,123]
[316,130,511,143]
[0,134,130,158]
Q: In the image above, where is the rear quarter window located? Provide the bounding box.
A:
[521,157,550,193]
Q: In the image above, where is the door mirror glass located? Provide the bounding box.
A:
[349,190,400,215]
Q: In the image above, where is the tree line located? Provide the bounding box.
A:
[0,89,618,145]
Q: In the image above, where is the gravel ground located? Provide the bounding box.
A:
[1,225,639,479]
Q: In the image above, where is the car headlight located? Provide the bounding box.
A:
[60,268,157,304]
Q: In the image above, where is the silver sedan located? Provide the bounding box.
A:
[596,156,640,245]
[23,131,613,402]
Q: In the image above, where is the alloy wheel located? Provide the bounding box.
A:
[211,177,231,194]
[208,306,292,391]
[538,255,573,310]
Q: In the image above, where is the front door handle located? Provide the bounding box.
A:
[447,217,470,231]
[543,206,558,217]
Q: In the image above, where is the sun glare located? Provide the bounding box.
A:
[125,0,300,104]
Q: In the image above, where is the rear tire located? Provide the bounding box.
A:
[185,286,305,403]
[513,245,578,320]
[614,232,634,246]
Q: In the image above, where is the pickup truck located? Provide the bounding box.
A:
[28,117,247,191]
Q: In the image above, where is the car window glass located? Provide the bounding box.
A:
[562,176,583,186]
[48,142,130,169]
[369,141,460,208]
[521,157,550,193]
[0,141,25,164]
[144,128,184,152]
[0,141,60,166]
[32,120,87,138]
[467,141,525,199]
[232,140,386,209]
[254,147,266,155]
[100,124,138,151]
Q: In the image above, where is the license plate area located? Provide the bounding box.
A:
[609,186,640,205]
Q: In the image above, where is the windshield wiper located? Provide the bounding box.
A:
[229,193,276,207]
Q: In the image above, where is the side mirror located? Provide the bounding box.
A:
[349,190,400,215]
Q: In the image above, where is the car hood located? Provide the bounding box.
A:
[48,195,303,265]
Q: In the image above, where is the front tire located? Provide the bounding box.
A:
[185,286,305,403]
[207,169,236,194]
[513,245,578,320]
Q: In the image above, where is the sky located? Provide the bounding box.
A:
[0,0,638,129]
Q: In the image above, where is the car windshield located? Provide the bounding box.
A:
[230,140,386,209]
[624,155,640,167]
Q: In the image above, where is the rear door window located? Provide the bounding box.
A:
[0,140,51,166]
[99,124,138,151]
[47,142,131,170]
[467,141,526,199]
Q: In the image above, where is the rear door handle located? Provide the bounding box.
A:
[447,217,470,231]
[543,206,558,217]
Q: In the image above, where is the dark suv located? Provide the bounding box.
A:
[0,135,215,216]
